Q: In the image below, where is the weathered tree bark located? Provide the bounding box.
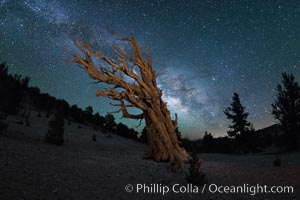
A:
[68,36,190,170]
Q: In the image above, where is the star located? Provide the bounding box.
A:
[0,0,299,139]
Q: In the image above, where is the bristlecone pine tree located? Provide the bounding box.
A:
[224,93,251,139]
[45,108,64,145]
[68,36,190,170]
[272,73,300,150]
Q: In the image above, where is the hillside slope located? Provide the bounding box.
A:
[0,111,299,200]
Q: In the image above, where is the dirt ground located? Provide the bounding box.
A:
[0,113,299,200]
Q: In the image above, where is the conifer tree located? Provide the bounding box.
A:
[85,106,93,115]
[224,93,251,139]
[104,114,116,130]
[45,107,64,145]
[272,73,300,150]
[68,36,190,170]
[0,113,8,134]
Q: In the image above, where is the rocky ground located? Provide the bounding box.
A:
[0,112,299,200]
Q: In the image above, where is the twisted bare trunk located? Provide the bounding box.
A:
[67,35,190,171]
[144,113,189,170]
[142,89,189,169]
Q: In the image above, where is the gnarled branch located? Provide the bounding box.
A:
[67,37,158,113]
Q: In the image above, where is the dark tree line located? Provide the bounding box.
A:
[0,61,141,142]
[0,61,28,114]
[1,60,299,152]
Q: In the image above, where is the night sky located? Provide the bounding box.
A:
[0,0,299,139]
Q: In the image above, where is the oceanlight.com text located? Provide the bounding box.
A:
[124,183,294,196]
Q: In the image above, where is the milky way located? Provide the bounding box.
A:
[0,0,299,139]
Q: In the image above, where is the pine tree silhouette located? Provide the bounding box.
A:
[272,73,300,150]
[224,93,251,139]
[45,107,65,145]
[0,112,8,134]
[104,114,115,130]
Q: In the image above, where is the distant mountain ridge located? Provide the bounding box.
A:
[255,124,283,137]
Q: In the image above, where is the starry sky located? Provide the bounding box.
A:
[0,0,299,139]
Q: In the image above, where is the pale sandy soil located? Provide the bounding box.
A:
[0,112,299,200]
